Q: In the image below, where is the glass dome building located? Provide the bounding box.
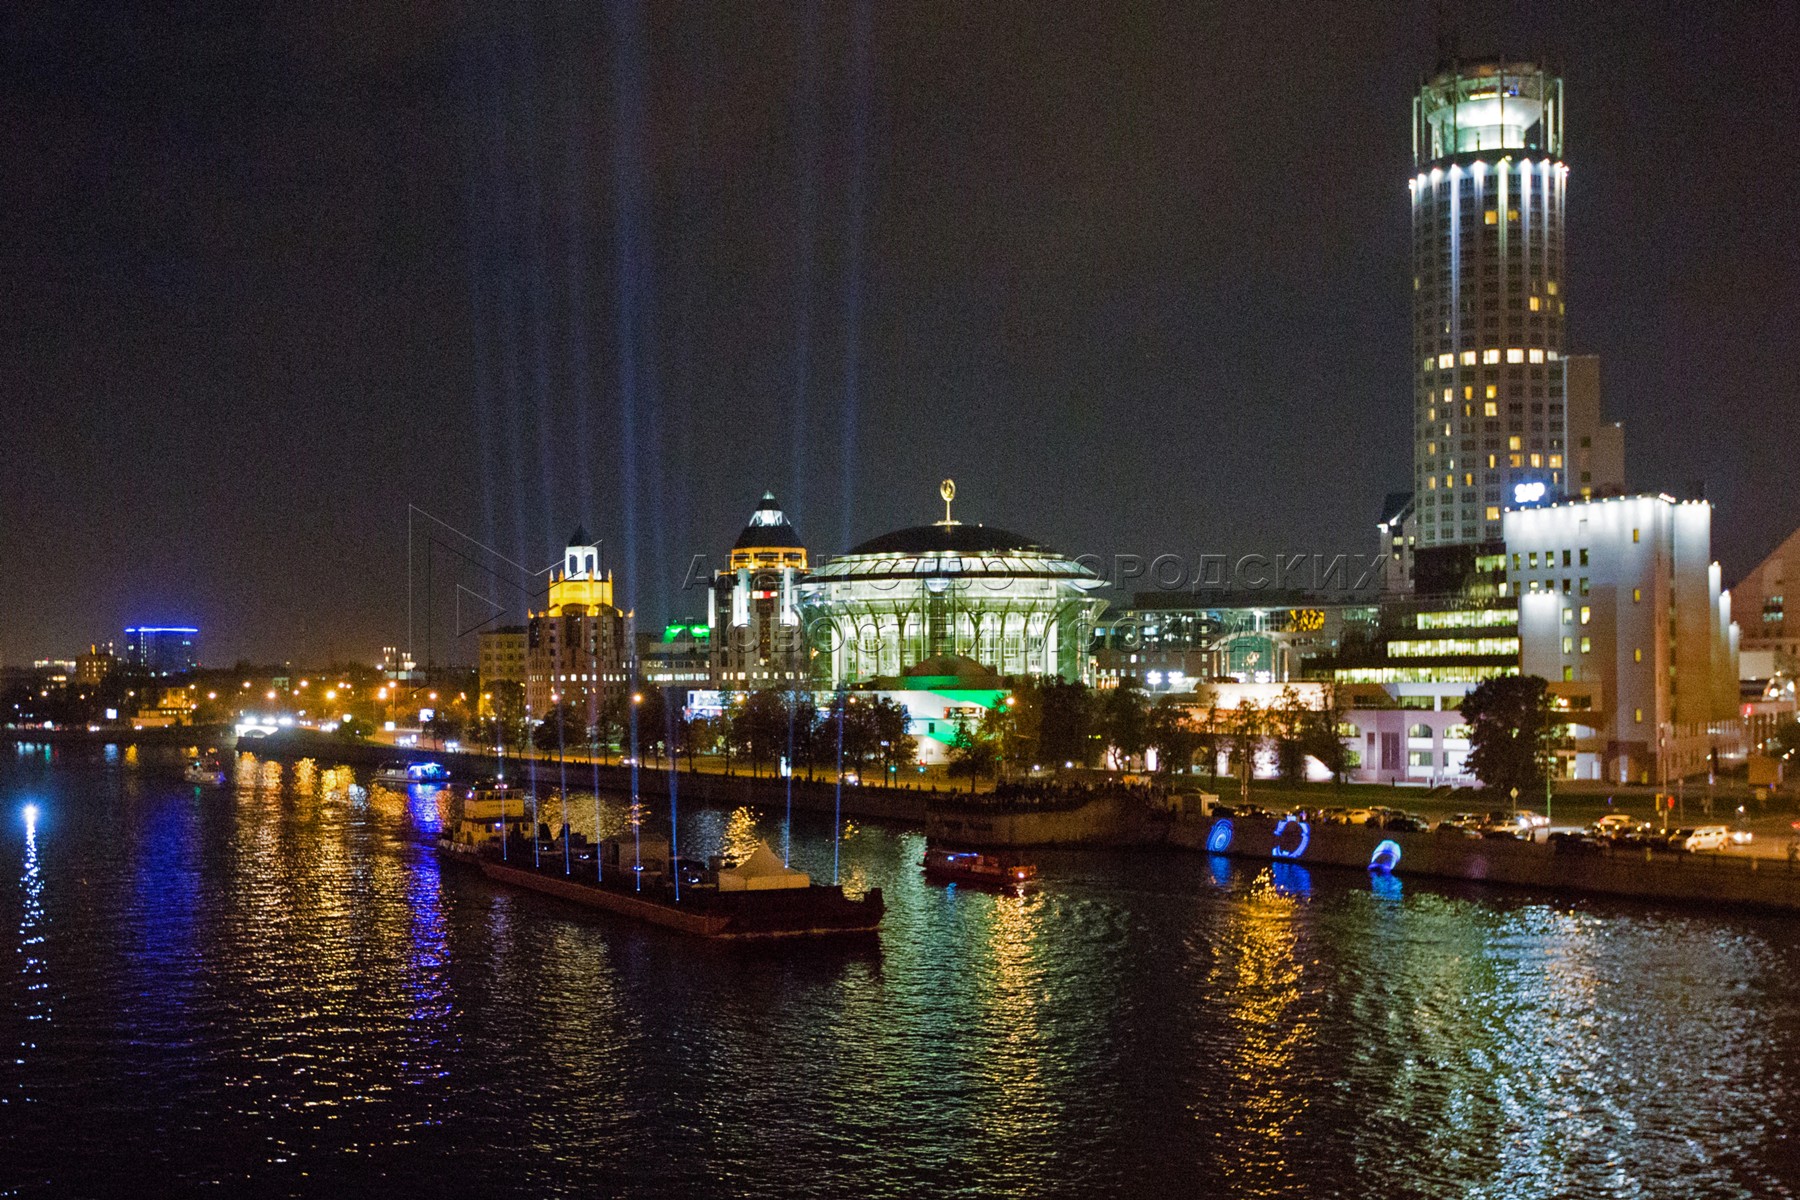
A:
[798,519,1106,687]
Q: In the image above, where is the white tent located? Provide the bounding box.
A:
[716,841,811,891]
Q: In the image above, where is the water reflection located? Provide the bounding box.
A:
[1208,866,1316,1196]
[6,750,1800,1197]
[15,804,50,1102]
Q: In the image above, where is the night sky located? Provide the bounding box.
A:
[3,1,1796,667]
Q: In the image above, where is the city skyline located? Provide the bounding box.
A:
[4,1,1797,665]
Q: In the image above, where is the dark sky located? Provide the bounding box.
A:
[3,1,1797,667]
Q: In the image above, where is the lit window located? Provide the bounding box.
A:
[1484,209,1498,225]
[1529,349,1545,364]
[1487,454,1497,468]
[1508,208,1520,221]
[1485,384,1497,398]
[1562,636,1573,653]
[1563,666,1574,681]
[1549,454,1563,468]
[1463,385,1474,398]
[1634,707,1643,723]
[1530,453,1543,467]
[1427,477,1437,490]
[1508,435,1522,450]
[1510,454,1523,467]
[1581,637,1592,653]
[1507,348,1525,364]
[1634,647,1643,662]
[1443,387,1453,402]
[1633,588,1642,602]
[1460,352,1477,367]
[1443,475,1453,488]
[1560,606,1571,624]
[1437,353,1454,369]
[1486,506,1500,520]
[1427,441,1438,455]
[1547,280,1559,295]
[1580,606,1591,624]
[1484,401,1498,416]
[1483,348,1501,365]
[1632,528,1640,543]
[1529,296,1541,311]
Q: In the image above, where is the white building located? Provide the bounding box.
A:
[1504,494,1740,783]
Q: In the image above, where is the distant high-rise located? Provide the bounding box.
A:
[1410,61,1569,551]
[121,626,199,675]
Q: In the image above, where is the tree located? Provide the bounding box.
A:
[1100,678,1150,769]
[1146,696,1199,775]
[739,689,790,776]
[486,681,529,756]
[1227,701,1265,795]
[947,712,998,791]
[866,695,916,777]
[533,703,584,755]
[1272,686,1310,783]
[1039,679,1098,768]
[423,710,463,749]
[1461,675,1557,795]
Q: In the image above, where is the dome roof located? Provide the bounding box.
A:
[731,491,805,552]
[846,523,1047,557]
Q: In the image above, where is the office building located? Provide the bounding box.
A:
[525,529,631,725]
[1411,60,1571,550]
[709,492,809,687]
[1506,494,1740,782]
[477,625,526,708]
[121,626,200,675]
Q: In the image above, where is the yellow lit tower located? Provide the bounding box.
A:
[1410,60,1569,557]
[525,527,630,726]
[709,492,810,686]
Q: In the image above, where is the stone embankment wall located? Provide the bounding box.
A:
[239,732,930,823]
[1174,815,1800,911]
[925,793,1163,847]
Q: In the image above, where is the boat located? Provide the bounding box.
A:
[922,846,1037,887]
[441,791,881,939]
[373,760,450,787]
[183,753,228,787]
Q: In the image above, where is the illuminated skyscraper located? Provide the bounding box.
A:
[1410,61,1569,552]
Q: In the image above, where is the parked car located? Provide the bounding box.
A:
[1591,814,1644,838]
[1480,812,1536,839]
[1547,831,1603,855]
[1671,826,1729,852]
[1514,809,1551,829]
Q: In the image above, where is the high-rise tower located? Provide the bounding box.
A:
[1410,61,1568,553]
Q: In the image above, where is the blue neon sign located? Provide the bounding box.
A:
[1369,839,1402,873]
[1271,817,1310,859]
[1206,818,1234,854]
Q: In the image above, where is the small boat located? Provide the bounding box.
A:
[373,760,450,787]
[922,846,1037,887]
[184,753,228,787]
[437,782,529,863]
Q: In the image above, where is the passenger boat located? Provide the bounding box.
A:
[373,760,450,787]
[922,846,1037,887]
[441,789,882,939]
[183,753,228,787]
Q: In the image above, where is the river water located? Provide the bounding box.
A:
[4,743,1799,1198]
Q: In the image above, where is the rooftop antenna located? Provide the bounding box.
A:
[938,478,959,526]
